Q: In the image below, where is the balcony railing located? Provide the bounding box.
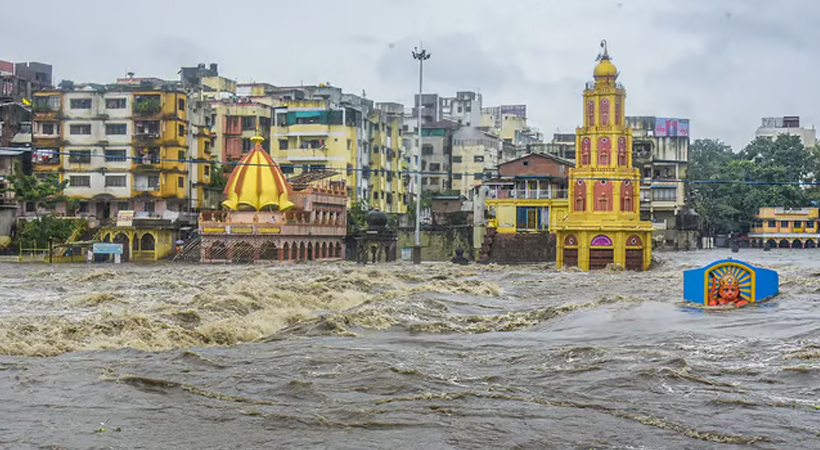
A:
[488,188,568,200]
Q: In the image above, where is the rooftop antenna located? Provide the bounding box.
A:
[127,71,135,79]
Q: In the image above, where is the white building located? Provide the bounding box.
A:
[755,116,816,147]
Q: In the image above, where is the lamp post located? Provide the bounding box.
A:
[412,44,430,265]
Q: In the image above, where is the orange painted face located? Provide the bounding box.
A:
[718,284,739,302]
[718,274,740,302]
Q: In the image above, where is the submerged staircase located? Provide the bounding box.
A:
[172,234,201,262]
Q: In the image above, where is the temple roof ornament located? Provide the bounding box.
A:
[221,135,295,211]
[593,39,618,80]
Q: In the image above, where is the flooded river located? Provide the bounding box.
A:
[1,250,819,449]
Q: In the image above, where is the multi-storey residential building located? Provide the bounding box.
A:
[1,60,52,148]
[626,116,690,230]
[370,102,407,213]
[755,116,816,147]
[440,91,482,126]
[451,127,501,197]
[210,100,273,162]
[419,121,458,193]
[30,81,207,220]
[479,105,542,145]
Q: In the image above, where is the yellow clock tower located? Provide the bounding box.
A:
[554,41,653,271]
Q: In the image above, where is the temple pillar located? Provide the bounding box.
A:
[278,248,284,261]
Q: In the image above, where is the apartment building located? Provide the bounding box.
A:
[626,116,690,229]
[210,100,273,162]
[451,127,501,197]
[755,116,816,147]
[30,81,207,219]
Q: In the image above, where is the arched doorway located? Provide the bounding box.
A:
[283,242,290,260]
[113,233,130,261]
[233,241,255,263]
[589,235,614,270]
[335,242,342,258]
[299,242,306,261]
[140,233,156,259]
[792,239,804,249]
[563,235,578,268]
[625,235,643,271]
[321,242,328,259]
[207,241,227,261]
[767,239,777,249]
[260,243,278,260]
[307,243,314,261]
[779,239,790,249]
[806,239,816,249]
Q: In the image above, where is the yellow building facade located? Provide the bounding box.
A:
[368,109,407,213]
[554,43,653,271]
[31,85,208,218]
[749,207,820,249]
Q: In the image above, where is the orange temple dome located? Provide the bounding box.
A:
[221,135,295,211]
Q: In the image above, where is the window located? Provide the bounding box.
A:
[105,149,127,162]
[148,175,160,189]
[474,155,484,163]
[105,123,127,135]
[144,201,155,214]
[523,161,529,166]
[178,150,186,161]
[117,201,129,211]
[78,202,89,213]
[279,139,288,150]
[373,145,379,154]
[651,188,676,202]
[241,116,256,130]
[454,173,463,180]
[242,138,253,152]
[422,144,434,155]
[430,163,441,171]
[429,177,440,186]
[794,221,804,228]
[452,156,462,163]
[178,98,185,111]
[259,117,271,129]
[41,123,55,135]
[70,124,91,135]
[474,173,484,180]
[768,220,776,228]
[347,139,352,150]
[178,124,185,137]
[105,175,127,187]
[204,165,210,177]
[781,221,789,227]
[70,98,92,109]
[106,98,126,109]
[281,164,294,174]
[204,140,211,153]
[69,175,91,187]
[25,202,35,213]
[69,150,91,164]
[178,176,185,188]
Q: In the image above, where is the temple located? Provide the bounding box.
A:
[554,41,653,270]
[198,135,347,263]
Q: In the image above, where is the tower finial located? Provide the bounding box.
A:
[597,40,610,61]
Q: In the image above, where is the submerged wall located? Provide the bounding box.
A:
[397,226,474,262]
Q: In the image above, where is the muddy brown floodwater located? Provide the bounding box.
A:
[1,250,819,449]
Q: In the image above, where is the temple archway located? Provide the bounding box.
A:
[307,242,314,260]
[233,241,255,263]
[594,179,613,212]
[792,239,804,249]
[806,239,816,249]
[589,234,614,270]
[140,233,156,251]
[113,233,130,261]
[779,239,790,249]
[767,239,778,249]
[299,242,306,261]
[260,243,278,260]
[597,137,611,166]
[574,179,586,212]
[625,234,643,271]
[321,242,328,259]
[563,234,578,268]
[283,242,290,260]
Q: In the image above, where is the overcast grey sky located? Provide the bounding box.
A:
[2,0,816,150]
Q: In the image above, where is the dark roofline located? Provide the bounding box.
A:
[499,152,575,168]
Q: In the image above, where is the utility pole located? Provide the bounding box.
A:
[412,44,430,264]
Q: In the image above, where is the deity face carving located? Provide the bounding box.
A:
[718,274,740,302]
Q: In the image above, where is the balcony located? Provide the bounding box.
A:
[488,188,568,200]
[132,96,162,117]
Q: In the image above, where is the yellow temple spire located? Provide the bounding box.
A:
[221,133,295,211]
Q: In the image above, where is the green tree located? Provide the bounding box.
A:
[17,216,85,249]
[208,163,229,191]
[6,170,69,217]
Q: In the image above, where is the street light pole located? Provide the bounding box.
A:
[412,44,430,265]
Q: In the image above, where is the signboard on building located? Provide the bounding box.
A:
[0,60,14,76]
[655,118,690,137]
[116,210,134,227]
[92,243,123,255]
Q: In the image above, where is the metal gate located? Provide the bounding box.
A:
[589,248,614,270]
